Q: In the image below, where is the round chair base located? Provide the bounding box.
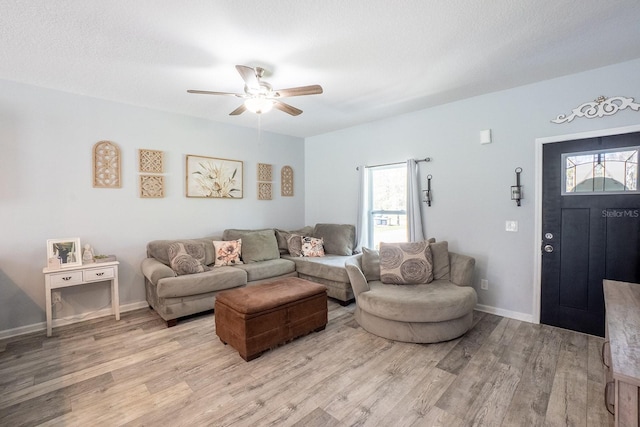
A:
[355,306,474,343]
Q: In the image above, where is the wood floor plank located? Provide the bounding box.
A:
[337,348,438,426]
[0,302,615,427]
[434,314,516,418]
[0,341,182,410]
[377,366,457,427]
[290,407,342,427]
[464,362,521,425]
[587,379,614,426]
[500,325,564,427]
[435,312,502,375]
[0,372,113,426]
[587,334,606,384]
[543,329,589,427]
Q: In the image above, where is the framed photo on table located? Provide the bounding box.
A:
[47,238,82,268]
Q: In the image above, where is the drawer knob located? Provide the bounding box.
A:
[96,272,104,276]
[63,276,72,281]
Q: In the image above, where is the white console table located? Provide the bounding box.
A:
[43,261,120,337]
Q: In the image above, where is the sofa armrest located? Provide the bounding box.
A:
[141,257,176,285]
[345,255,370,298]
[449,252,475,287]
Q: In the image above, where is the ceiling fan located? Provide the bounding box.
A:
[187,65,323,116]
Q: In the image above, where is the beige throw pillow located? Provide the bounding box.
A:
[212,239,243,266]
[379,241,433,284]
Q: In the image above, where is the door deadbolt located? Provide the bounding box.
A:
[544,244,554,253]
[545,233,553,240]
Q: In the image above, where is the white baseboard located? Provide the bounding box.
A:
[475,304,534,323]
[0,301,150,340]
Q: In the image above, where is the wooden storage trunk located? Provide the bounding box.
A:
[215,277,328,361]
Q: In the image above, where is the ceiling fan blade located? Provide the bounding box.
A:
[229,104,247,116]
[235,65,260,89]
[273,101,302,116]
[187,90,242,97]
[274,85,323,98]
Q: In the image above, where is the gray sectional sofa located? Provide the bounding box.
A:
[141,224,357,326]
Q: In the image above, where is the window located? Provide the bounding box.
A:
[368,164,407,248]
[563,147,639,195]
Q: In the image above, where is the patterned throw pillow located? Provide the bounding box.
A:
[301,236,325,257]
[379,241,433,284]
[168,242,210,275]
[286,234,303,257]
[212,239,243,266]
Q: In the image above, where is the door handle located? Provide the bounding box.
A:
[543,244,554,253]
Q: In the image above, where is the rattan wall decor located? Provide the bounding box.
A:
[138,149,164,173]
[257,163,273,182]
[139,175,165,198]
[281,165,294,197]
[93,140,121,188]
[258,182,273,200]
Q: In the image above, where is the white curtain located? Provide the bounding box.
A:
[407,159,425,242]
[355,165,369,252]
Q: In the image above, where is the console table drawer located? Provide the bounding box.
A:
[49,271,83,286]
[83,267,115,282]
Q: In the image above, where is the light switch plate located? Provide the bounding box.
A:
[505,220,518,232]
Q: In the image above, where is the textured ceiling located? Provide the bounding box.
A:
[2,1,640,138]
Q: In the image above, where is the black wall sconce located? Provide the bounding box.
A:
[511,167,523,206]
[423,174,433,206]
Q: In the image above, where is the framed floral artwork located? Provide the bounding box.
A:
[186,155,243,198]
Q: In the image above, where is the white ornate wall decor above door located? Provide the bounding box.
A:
[93,140,121,188]
[551,96,640,124]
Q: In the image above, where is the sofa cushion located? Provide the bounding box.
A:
[362,247,381,281]
[156,266,246,298]
[358,280,477,323]
[233,258,296,282]
[284,255,353,283]
[286,234,303,257]
[168,242,210,276]
[212,239,243,266]
[222,228,273,242]
[301,236,325,257]
[431,240,450,280]
[275,226,314,254]
[241,230,280,263]
[379,241,433,284]
[313,224,355,256]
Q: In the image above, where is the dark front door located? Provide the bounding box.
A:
[541,132,640,336]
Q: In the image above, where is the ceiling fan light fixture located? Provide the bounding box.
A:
[244,97,274,114]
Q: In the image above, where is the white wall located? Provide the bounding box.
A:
[305,58,640,320]
[0,79,305,334]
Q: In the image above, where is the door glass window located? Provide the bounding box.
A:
[562,147,639,194]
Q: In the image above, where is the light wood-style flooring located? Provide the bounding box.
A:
[0,301,613,426]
